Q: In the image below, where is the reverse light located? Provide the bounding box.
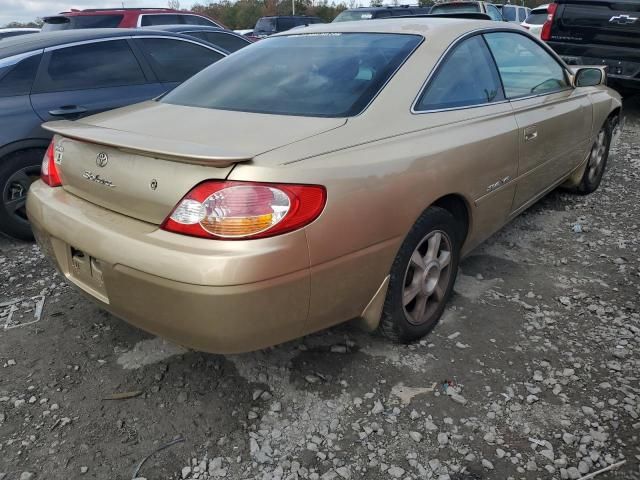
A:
[41,140,62,187]
[162,181,326,240]
[540,3,557,41]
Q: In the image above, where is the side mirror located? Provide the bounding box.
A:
[574,67,605,87]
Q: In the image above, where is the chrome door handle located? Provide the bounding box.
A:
[524,131,538,142]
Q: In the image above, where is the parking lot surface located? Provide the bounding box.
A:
[1,96,639,480]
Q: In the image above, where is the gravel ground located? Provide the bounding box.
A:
[1,95,639,480]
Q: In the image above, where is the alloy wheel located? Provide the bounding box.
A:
[402,230,452,326]
[2,166,40,226]
[587,129,607,184]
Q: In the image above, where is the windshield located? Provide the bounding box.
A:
[333,10,377,21]
[41,14,123,31]
[430,3,481,14]
[162,33,422,117]
[254,17,277,33]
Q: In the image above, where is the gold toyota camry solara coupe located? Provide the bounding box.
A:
[27,18,623,353]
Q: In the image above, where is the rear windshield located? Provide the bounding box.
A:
[525,11,548,24]
[501,5,518,21]
[162,33,422,117]
[430,3,481,14]
[41,14,123,31]
[255,18,277,33]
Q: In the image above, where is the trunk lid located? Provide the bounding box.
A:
[43,101,346,225]
[554,0,640,48]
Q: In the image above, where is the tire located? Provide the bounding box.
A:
[572,121,612,195]
[0,149,45,240]
[378,206,461,343]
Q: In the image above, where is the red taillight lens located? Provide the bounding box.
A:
[41,141,62,187]
[541,3,557,41]
[161,181,326,240]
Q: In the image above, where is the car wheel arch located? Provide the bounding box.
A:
[430,193,472,248]
[0,139,50,162]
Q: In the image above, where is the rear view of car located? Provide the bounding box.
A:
[332,6,431,22]
[542,0,640,93]
[430,2,504,21]
[521,4,548,38]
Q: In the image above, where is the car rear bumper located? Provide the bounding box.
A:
[26,181,311,353]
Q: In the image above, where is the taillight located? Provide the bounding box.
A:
[41,140,62,187]
[541,3,557,41]
[161,181,326,240]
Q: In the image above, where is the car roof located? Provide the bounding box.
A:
[343,6,427,10]
[0,28,200,58]
[49,8,187,16]
[142,25,226,33]
[0,28,40,32]
[274,17,516,38]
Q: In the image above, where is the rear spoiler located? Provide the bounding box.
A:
[394,12,493,20]
[42,120,253,167]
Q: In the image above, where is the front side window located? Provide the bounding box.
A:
[136,38,224,83]
[162,33,422,117]
[416,35,504,111]
[36,40,145,92]
[484,32,569,98]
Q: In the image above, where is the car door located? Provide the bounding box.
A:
[30,38,165,123]
[412,34,519,244]
[133,37,226,91]
[484,31,592,214]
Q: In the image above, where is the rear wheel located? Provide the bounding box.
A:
[0,149,44,240]
[573,122,611,195]
[378,207,461,343]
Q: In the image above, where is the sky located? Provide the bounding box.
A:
[1,0,199,25]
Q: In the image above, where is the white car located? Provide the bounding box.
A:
[521,4,549,39]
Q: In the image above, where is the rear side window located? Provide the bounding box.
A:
[191,31,250,52]
[484,32,569,98]
[140,14,182,26]
[181,14,219,26]
[0,54,41,97]
[136,38,224,83]
[162,33,422,117]
[36,40,146,92]
[416,35,504,111]
[501,5,517,21]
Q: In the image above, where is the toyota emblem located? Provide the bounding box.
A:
[96,152,109,168]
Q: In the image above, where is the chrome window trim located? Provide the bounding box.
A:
[43,35,228,57]
[136,13,221,28]
[0,49,42,69]
[411,27,576,115]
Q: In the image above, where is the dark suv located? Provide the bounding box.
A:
[543,0,640,93]
[42,7,223,30]
[332,6,432,22]
[0,29,227,240]
[253,16,324,37]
